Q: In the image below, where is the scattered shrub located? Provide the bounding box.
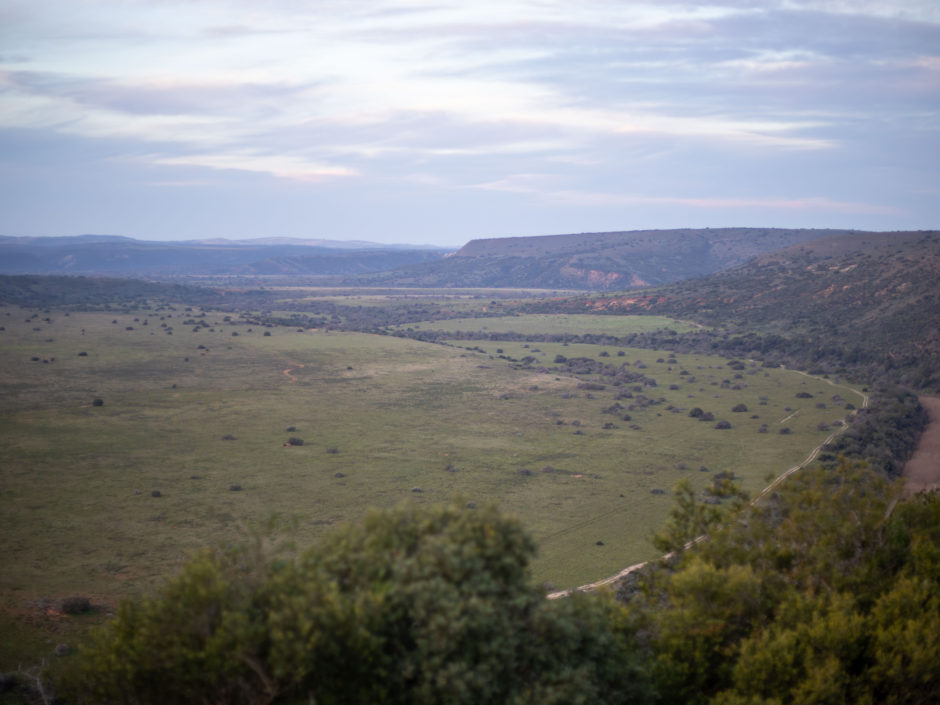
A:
[61,596,91,615]
[577,382,606,391]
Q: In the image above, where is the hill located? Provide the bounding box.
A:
[0,235,448,277]
[1,229,887,288]
[345,228,855,289]
[525,230,940,389]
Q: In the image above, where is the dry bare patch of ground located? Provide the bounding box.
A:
[903,397,940,495]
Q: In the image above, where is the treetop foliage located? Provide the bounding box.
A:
[623,458,940,705]
[64,503,651,705]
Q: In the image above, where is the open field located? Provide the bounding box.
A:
[0,303,864,666]
[398,313,701,336]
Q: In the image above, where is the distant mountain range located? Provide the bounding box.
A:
[2,230,936,298]
[0,235,450,276]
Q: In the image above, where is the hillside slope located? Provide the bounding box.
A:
[532,230,940,387]
[347,228,858,290]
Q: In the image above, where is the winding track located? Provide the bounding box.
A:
[547,371,870,599]
[282,361,305,382]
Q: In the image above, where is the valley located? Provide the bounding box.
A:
[0,298,860,667]
[0,226,936,684]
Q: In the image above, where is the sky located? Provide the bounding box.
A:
[1,1,938,248]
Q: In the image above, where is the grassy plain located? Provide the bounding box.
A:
[0,303,864,667]
[400,313,701,335]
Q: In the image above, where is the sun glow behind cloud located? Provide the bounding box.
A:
[0,0,937,242]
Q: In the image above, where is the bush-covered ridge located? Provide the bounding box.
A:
[343,228,857,290]
[519,231,940,390]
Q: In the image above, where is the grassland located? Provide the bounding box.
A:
[398,313,701,336]
[0,303,864,667]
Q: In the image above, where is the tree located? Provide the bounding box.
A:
[624,459,940,705]
[651,479,747,556]
[65,503,651,705]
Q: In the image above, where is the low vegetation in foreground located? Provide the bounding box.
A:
[20,459,936,705]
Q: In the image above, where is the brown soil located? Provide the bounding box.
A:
[282,361,304,382]
[903,397,940,496]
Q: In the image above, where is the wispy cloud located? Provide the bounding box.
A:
[473,178,901,216]
[0,0,936,241]
[146,152,357,182]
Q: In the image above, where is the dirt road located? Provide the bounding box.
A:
[547,373,870,599]
[903,397,940,496]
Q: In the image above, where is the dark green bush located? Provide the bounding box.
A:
[65,503,652,705]
[61,596,91,615]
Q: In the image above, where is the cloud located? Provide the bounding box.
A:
[0,0,937,240]
[142,152,357,182]
[473,178,903,216]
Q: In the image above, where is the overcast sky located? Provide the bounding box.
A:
[1,1,938,247]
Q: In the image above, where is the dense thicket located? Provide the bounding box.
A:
[0,275,218,309]
[62,504,651,705]
[58,465,940,704]
[818,386,928,476]
[620,458,940,704]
